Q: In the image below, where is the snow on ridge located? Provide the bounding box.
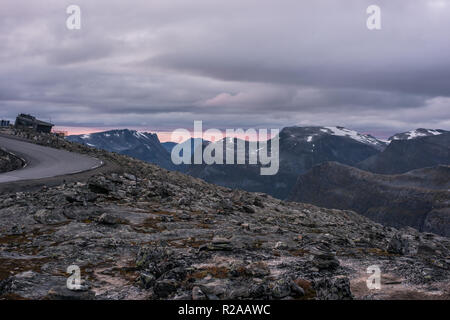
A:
[389,128,446,141]
[76,129,155,141]
[133,130,155,140]
[287,126,385,147]
[407,129,443,139]
[407,130,425,140]
[322,126,383,146]
[429,129,443,135]
[136,131,148,139]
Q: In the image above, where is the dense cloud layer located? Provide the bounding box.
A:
[0,0,449,137]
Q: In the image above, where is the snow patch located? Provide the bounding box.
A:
[323,126,383,147]
[390,129,445,141]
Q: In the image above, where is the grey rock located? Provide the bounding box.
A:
[97,212,124,225]
[47,286,95,300]
[271,279,291,299]
[203,238,233,251]
[123,173,136,181]
[242,205,256,214]
[314,277,353,300]
[139,272,156,289]
[388,234,417,255]
[34,209,67,225]
[313,253,340,271]
[154,279,178,298]
[192,286,207,300]
[290,280,305,297]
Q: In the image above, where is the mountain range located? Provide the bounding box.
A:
[358,131,450,174]
[66,126,450,236]
[66,129,176,171]
[185,126,386,198]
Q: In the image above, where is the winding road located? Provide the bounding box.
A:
[0,135,103,184]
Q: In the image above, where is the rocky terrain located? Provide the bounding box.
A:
[0,147,23,173]
[0,129,449,300]
[289,162,450,237]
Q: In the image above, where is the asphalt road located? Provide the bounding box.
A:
[0,135,103,184]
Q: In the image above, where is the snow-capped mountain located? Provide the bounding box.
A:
[388,128,449,141]
[66,129,175,170]
[187,126,385,199]
[284,126,388,151]
[358,131,450,174]
[68,129,159,151]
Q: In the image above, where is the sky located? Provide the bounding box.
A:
[0,0,449,141]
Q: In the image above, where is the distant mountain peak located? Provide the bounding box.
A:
[281,126,387,150]
[66,129,173,170]
[321,126,385,147]
[358,131,450,174]
[388,128,449,141]
[79,128,157,138]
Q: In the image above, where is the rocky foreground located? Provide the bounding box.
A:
[0,148,23,173]
[0,130,449,300]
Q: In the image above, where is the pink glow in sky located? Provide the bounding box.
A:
[54,126,169,141]
[54,126,279,143]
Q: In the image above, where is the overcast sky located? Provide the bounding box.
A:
[1,0,449,138]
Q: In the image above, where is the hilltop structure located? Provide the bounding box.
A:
[14,114,53,133]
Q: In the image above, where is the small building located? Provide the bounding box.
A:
[0,120,10,127]
[15,114,54,133]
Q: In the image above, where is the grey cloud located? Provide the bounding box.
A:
[0,0,449,136]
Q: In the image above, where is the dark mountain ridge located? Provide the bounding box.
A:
[67,129,175,170]
[357,132,450,174]
[289,162,450,237]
